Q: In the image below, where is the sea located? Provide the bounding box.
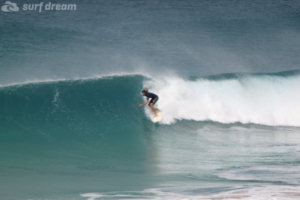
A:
[1,0,300,199]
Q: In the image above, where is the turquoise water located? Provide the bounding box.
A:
[1,0,300,199]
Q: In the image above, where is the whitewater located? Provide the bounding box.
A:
[149,72,300,126]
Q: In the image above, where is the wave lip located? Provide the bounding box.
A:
[0,72,152,88]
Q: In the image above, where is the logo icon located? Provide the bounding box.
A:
[1,1,19,12]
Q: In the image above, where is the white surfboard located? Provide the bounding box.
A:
[152,112,162,123]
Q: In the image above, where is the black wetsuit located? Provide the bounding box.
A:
[145,92,159,105]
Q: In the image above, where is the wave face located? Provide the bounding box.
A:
[0,75,153,164]
[149,71,300,126]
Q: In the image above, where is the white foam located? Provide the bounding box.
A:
[195,185,300,200]
[80,193,103,200]
[145,75,300,126]
[80,186,300,200]
[217,165,300,184]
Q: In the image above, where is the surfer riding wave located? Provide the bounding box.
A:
[139,87,159,117]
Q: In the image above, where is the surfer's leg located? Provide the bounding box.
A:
[148,103,157,117]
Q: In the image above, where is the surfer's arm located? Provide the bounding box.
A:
[144,87,148,91]
[139,100,149,106]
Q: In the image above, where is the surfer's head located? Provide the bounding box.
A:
[141,90,147,96]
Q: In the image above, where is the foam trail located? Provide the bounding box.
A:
[218,165,300,184]
[145,74,300,126]
[80,186,300,200]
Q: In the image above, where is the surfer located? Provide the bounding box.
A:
[139,87,159,117]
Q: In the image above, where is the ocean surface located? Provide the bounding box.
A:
[1,0,300,199]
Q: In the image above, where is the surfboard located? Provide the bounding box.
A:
[152,112,162,123]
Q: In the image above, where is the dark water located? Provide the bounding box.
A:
[1,0,300,199]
